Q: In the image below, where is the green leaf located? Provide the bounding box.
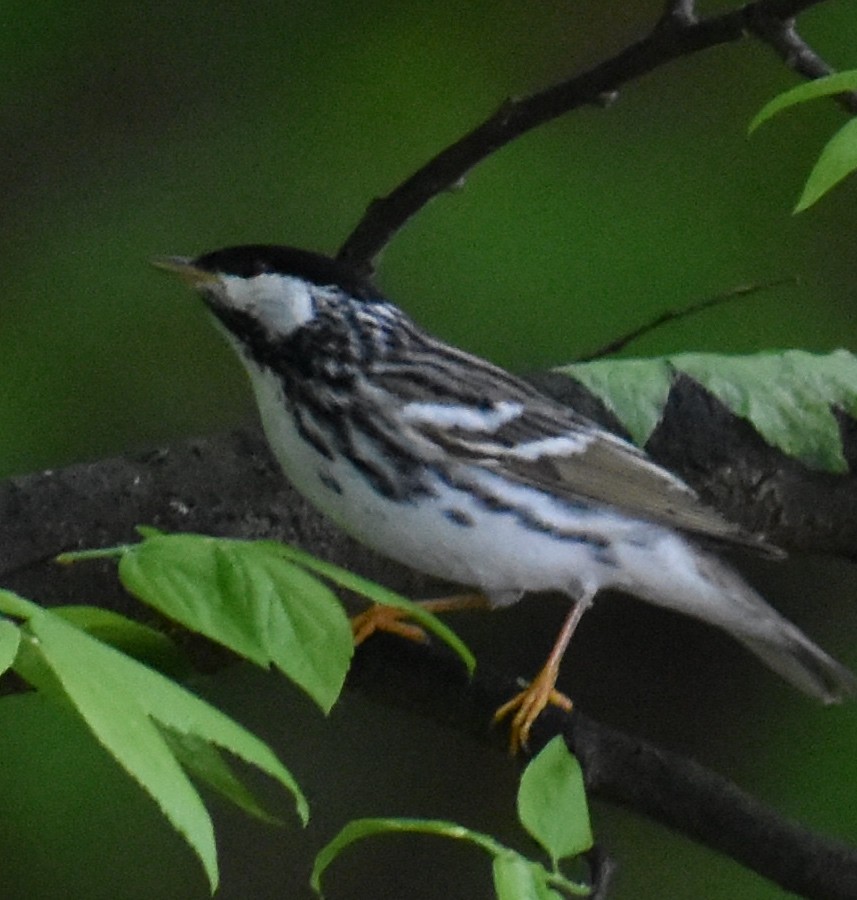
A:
[312,816,590,898]
[558,357,673,446]
[675,350,857,472]
[558,350,857,473]
[273,542,476,675]
[0,618,20,675]
[749,70,857,132]
[28,610,220,891]
[311,817,503,895]
[51,605,190,676]
[492,853,564,900]
[25,608,308,891]
[518,737,593,867]
[161,727,282,825]
[0,588,41,619]
[118,533,353,712]
[795,117,857,211]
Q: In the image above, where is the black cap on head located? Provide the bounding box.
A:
[193,245,382,300]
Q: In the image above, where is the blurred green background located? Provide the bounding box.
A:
[2,1,857,898]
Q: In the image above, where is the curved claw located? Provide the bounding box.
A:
[494,674,573,754]
[351,593,490,646]
[351,604,428,646]
[495,598,587,752]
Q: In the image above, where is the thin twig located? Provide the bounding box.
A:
[577,277,798,362]
[337,0,844,275]
[747,12,857,113]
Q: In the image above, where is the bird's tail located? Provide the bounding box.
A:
[632,538,857,703]
[696,550,857,703]
[735,627,857,704]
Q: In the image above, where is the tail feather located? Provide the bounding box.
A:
[736,629,857,704]
[630,539,857,703]
[689,549,857,703]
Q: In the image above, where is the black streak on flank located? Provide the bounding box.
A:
[293,408,336,461]
[444,508,475,527]
[318,471,343,495]
[442,471,613,549]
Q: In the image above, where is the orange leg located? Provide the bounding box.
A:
[494,599,589,754]
[351,592,490,645]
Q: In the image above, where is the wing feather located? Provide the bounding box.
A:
[372,351,782,557]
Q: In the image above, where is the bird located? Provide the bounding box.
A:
[154,244,857,751]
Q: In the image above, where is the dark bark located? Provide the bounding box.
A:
[2,368,857,898]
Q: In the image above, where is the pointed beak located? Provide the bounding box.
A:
[151,256,219,288]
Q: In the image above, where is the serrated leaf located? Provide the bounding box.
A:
[118,533,352,712]
[0,619,20,675]
[161,727,282,825]
[28,610,220,890]
[518,737,592,867]
[749,70,857,132]
[26,609,308,891]
[795,117,857,211]
[492,853,563,900]
[557,350,857,473]
[273,542,476,675]
[558,357,673,445]
[675,350,857,472]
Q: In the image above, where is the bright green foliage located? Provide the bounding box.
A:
[561,357,674,448]
[518,736,593,868]
[560,349,857,472]
[0,589,308,893]
[794,117,857,212]
[311,816,507,890]
[161,728,283,825]
[311,738,593,898]
[271,540,476,674]
[60,531,474,710]
[118,533,354,713]
[51,605,191,677]
[492,853,564,900]
[32,530,478,890]
[750,70,857,210]
[0,618,20,675]
[749,71,857,132]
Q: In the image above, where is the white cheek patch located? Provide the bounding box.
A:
[510,433,594,460]
[402,400,523,432]
[220,273,316,336]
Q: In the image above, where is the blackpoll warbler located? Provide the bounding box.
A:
[155,245,856,749]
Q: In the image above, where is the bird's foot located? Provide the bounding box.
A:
[494,669,573,755]
[351,592,490,646]
[351,603,428,645]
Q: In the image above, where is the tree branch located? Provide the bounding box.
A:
[1,411,855,897]
[337,0,847,274]
[348,635,857,900]
[4,6,856,895]
[747,11,857,114]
